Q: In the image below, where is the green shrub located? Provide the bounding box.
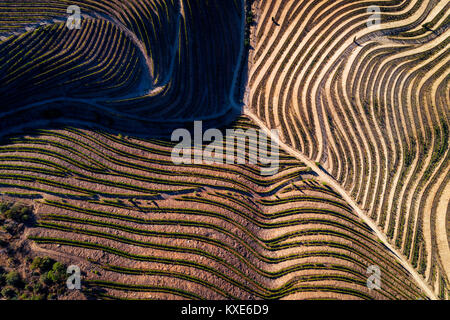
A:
[51,262,66,282]
[33,281,43,294]
[25,283,34,292]
[3,209,12,220]
[19,292,30,300]
[1,203,32,222]
[52,262,65,273]
[5,271,22,288]
[47,271,57,283]
[47,268,66,283]
[40,272,54,285]
[30,256,55,272]
[30,257,42,270]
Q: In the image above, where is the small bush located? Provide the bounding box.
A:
[25,283,34,292]
[5,271,22,288]
[19,292,30,300]
[30,256,55,272]
[51,262,66,281]
[1,202,33,223]
[40,272,54,285]
[47,269,65,283]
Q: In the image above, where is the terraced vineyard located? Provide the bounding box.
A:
[247,0,449,299]
[0,0,448,300]
[0,117,428,299]
[0,0,243,135]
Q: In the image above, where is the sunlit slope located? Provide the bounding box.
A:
[0,117,426,299]
[248,0,449,298]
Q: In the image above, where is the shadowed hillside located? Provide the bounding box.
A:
[0,0,245,136]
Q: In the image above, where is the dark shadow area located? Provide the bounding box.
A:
[0,0,252,142]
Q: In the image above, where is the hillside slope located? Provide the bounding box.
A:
[0,117,427,299]
[247,0,449,298]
